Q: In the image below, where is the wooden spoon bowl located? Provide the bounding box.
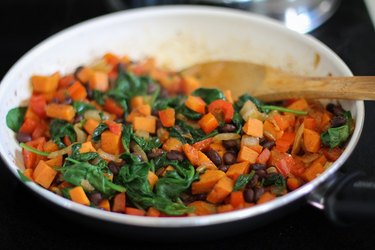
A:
[182,61,375,102]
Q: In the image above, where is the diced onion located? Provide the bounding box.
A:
[291,123,304,155]
[130,141,148,162]
[97,148,122,163]
[240,100,267,122]
[135,130,150,139]
[84,110,112,121]
[212,133,241,142]
[47,144,76,159]
[80,179,95,192]
[241,135,259,147]
[74,124,87,143]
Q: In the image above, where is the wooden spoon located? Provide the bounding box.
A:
[181,60,375,102]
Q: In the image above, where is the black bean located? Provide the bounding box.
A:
[222,140,238,150]
[331,115,347,127]
[255,169,267,178]
[89,192,103,206]
[260,139,275,150]
[205,149,222,166]
[247,174,259,188]
[63,96,73,105]
[219,124,236,133]
[74,66,84,81]
[223,151,237,165]
[147,83,158,94]
[159,88,169,99]
[156,119,163,130]
[166,150,184,161]
[251,163,266,171]
[326,103,344,116]
[16,131,32,143]
[147,148,165,159]
[254,187,265,201]
[108,161,120,175]
[151,109,159,117]
[179,192,197,205]
[195,193,207,201]
[218,165,229,172]
[243,189,255,203]
[85,84,93,98]
[73,115,83,124]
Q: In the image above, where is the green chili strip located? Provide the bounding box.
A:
[20,143,49,156]
[262,105,308,115]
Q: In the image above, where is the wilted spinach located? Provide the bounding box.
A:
[321,111,352,148]
[72,101,96,115]
[60,158,126,196]
[49,119,76,148]
[192,88,225,104]
[6,107,27,132]
[233,171,255,191]
[91,123,108,143]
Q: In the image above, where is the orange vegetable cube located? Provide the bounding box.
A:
[101,130,121,155]
[33,160,57,189]
[79,141,97,154]
[257,191,276,204]
[287,98,309,111]
[75,67,93,83]
[182,143,199,166]
[198,112,219,134]
[45,104,76,122]
[67,81,87,101]
[130,96,145,109]
[226,161,250,181]
[243,118,263,137]
[147,171,158,190]
[133,116,156,134]
[191,170,226,194]
[237,146,259,164]
[125,207,146,216]
[302,162,324,181]
[181,75,200,95]
[112,192,126,213]
[159,108,175,127]
[162,137,183,152]
[185,95,206,114]
[69,186,90,206]
[147,207,161,217]
[188,201,216,216]
[31,72,60,93]
[230,191,245,208]
[303,128,321,153]
[98,199,110,211]
[89,71,108,91]
[45,156,63,167]
[83,118,100,135]
[207,176,234,204]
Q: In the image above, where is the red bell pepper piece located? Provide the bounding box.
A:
[208,99,234,123]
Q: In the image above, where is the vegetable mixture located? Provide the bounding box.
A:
[6,54,354,216]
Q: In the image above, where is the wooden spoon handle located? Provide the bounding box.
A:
[256,76,375,102]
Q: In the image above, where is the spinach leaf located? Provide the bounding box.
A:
[321,111,352,148]
[154,96,182,110]
[121,124,133,153]
[60,160,126,196]
[6,107,27,132]
[232,112,244,134]
[18,169,31,183]
[192,88,225,104]
[116,161,193,215]
[235,94,264,112]
[91,123,108,143]
[72,101,96,115]
[49,119,76,148]
[155,160,198,200]
[233,171,255,191]
[132,135,162,152]
[172,120,218,144]
[68,143,106,168]
[92,90,105,105]
[263,173,286,187]
[178,105,202,120]
[120,152,142,164]
[234,94,307,115]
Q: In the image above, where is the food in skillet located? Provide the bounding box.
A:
[6,53,354,216]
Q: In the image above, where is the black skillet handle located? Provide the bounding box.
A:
[324,171,375,225]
